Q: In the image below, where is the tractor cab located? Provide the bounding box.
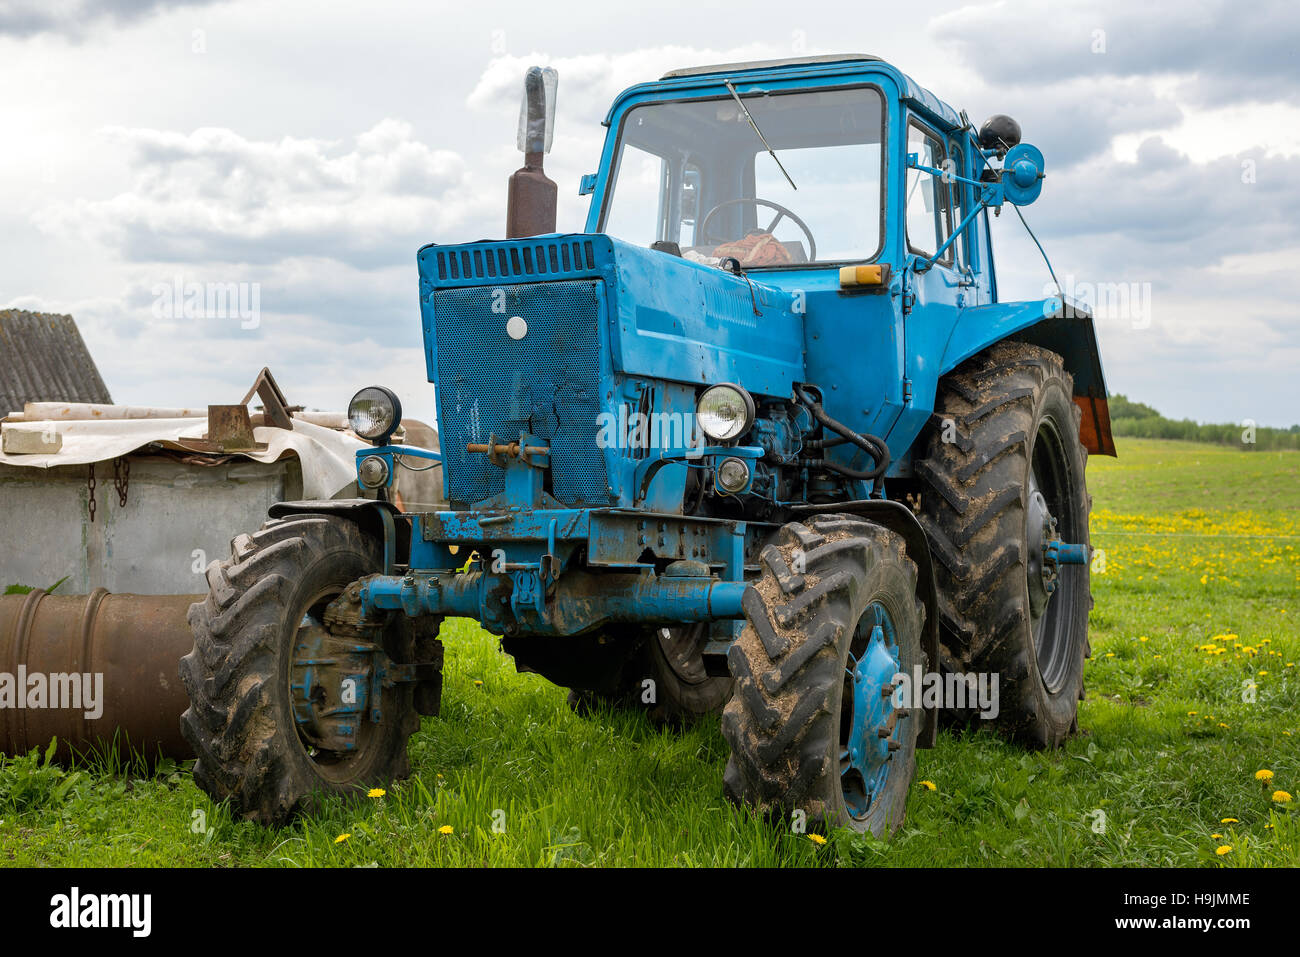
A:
[584,54,1020,310]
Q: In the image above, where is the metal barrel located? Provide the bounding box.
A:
[0,589,201,762]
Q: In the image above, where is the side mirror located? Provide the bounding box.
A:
[1000,143,1044,206]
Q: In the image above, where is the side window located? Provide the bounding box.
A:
[905,124,953,262]
[604,144,666,246]
[948,140,968,269]
[679,165,701,242]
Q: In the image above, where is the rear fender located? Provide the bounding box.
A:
[939,298,1116,456]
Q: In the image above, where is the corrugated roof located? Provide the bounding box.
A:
[0,310,112,416]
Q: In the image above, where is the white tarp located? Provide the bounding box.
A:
[0,415,365,500]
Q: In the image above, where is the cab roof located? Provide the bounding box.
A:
[608,53,961,131]
[660,54,882,80]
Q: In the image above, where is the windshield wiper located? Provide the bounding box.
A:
[723,79,797,191]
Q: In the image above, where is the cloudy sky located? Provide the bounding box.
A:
[1,0,1296,428]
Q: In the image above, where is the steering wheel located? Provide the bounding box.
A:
[698,198,817,261]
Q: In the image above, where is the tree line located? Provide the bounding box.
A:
[1108,394,1300,451]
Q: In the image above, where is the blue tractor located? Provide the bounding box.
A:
[181,54,1113,834]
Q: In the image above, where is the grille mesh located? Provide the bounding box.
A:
[434,280,610,507]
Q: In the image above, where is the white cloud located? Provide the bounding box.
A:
[31,120,481,267]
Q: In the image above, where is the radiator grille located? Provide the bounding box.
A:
[433,280,610,507]
[431,239,597,283]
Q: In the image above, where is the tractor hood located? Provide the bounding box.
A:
[415,233,804,509]
[417,233,804,397]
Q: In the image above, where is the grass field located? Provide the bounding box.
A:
[2,438,1297,867]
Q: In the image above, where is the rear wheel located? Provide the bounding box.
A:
[915,341,1091,748]
[721,515,926,836]
[180,514,422,825]
[565,624,733,724]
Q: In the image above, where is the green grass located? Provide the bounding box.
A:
[2,438,1296,867]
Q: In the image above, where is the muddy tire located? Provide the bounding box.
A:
[566,624,732,725]
[180,514,420,826]
[915,341,1091,748]
[721,515,926,836]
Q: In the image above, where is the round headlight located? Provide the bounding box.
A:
[357,454,391,489]
[348,386,402,443]
[696,384,755,442]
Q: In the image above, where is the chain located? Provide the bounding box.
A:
[87,463,97,523]
[112,456,130,507]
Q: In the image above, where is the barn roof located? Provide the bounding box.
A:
[0,310,112,416]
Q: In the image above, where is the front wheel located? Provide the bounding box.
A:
[722,515,926,836]
[179,514,422,826]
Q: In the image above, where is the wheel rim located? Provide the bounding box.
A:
[287,587,377,781]
[1026,414,1080,693]
[840,601,904,820]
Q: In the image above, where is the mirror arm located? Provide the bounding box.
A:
[914,182,1002,273]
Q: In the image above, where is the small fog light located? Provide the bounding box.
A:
[716,456,750,494]
[358,454,391,489]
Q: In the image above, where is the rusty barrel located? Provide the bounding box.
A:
[0,589,200,762]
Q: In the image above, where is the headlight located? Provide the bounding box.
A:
[357,454,391,489]
[696,383,755,442]
[348,386,402,443]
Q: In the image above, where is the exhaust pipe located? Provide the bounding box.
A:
[0,589,199,762]
[505,66,558,238]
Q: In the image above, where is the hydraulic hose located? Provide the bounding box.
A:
[792,384,891,496]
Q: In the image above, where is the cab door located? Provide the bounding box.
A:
[900,119,965,414]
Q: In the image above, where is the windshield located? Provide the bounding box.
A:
[601,86,884,267]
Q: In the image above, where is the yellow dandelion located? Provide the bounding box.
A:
[1216,845,1232,855]
[1255,770,1274,781]
[920,780,937,791]
[334,833,351,844]
[1139,636,1148,642]
[473,679,484,687]
[438,824,454,835]
[1211,833,1222,839]
[1105,652,1116,658]
[808,833,827,846]
[1265,823,1274,830]
[1272,791,1293,803]
[1259,670,1269,677]
[1218,723,1229,728]
[367,787,386,798]
[1187,711,1197,716]
[1200,574,1208,585]
[1221,817,1239,824]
